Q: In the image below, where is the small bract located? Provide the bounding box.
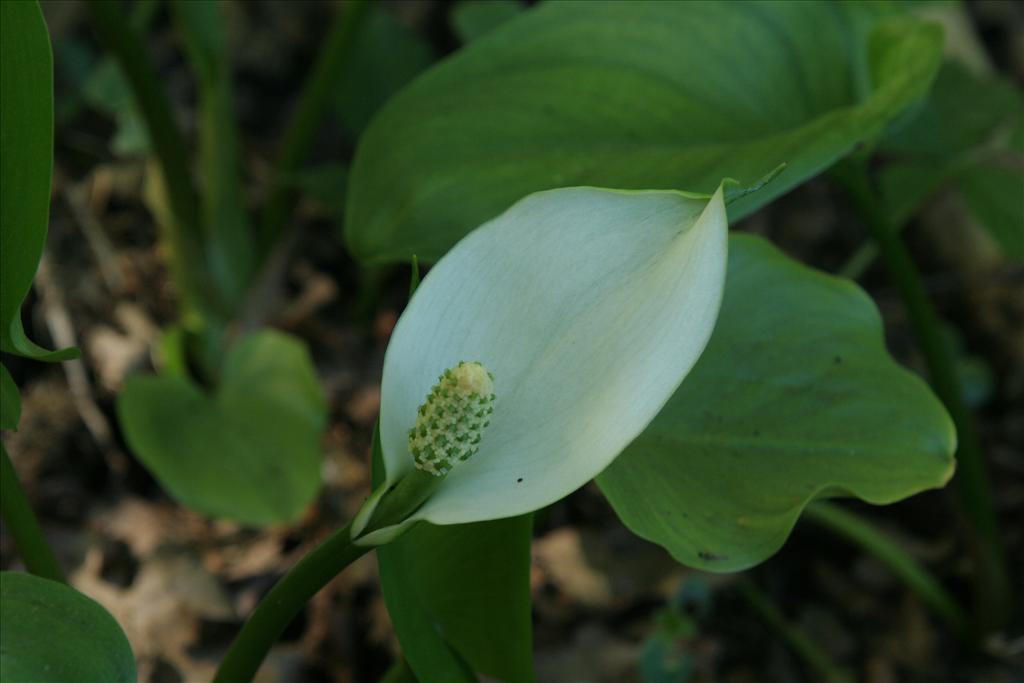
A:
[367,184,728,541]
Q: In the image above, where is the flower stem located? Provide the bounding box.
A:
[833,160,1010,631]
[257,0,370,254]
[0,442,64,583]
[213,520,369,683]
[805,502,972,642]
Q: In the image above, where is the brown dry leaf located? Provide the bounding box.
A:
[86,303,159,392]
[345,385,381,427]
[533,528,613,609]
[72,546,233,682]
[94,497,202,557]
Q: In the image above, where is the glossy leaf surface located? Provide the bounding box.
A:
[347,1,942,263]
[598,234,956,572]
[0,572,135,683]
[0,0,75,361]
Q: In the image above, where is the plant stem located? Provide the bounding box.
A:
[172,0,256,314]
[805,502,972,641]
[736,577,852,683]
[833,160,1010,630]
[257,0,370,254]
[213,521,369,683]
[85,0,221,324]
[0,443,64,583]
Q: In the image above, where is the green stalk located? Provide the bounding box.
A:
[0,442,64,583]
[213,521,370,683]
[833,160,1010,630]
[85,0,222,324]
[736,577,852,683]
[257,0,370,254]
[805,502,972,641]
[171,0,256,315]
[214,470,437,682]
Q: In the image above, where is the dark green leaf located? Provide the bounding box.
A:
[335,5,435,138]
[878,60,1024,251]
[597,234,955,572]
[956,162,1024,260]
[117,330,326,525]
[346,1,942,263]
[0,572,136,683]
[450,0,524,44]
[373,426,534,683]
[0,364,20,430]
[881,61,1022,160]
[0,0,75,361]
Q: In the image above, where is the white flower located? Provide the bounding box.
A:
[357,184,728,544]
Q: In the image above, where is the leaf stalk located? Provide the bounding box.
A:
[833,160,1011,631]
[0,442,64,583]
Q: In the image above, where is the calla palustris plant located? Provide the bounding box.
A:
[350,183,729,544]
[215,182,732,681]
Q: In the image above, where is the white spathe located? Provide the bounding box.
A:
[378,185,728,527]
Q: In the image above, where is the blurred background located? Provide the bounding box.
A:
[1,1,1022,681]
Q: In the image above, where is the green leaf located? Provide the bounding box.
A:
[878,61,1024,248]
[956,162,1024,260]
[346,1,942,263]
[0,0,76,362]
[172,0,256,311]
[0,364,20,430]
[334,5,435,138]
[450,0,524,44]
[379,519,534,683]
[881,61,1022,160]
[597,234,955,572]
[0,572,136,683]
[372,428,535,683]
[117,330,326,525]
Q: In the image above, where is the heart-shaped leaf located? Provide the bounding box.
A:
[0,0,76,361]
[117,330,326,525]
[597,234,955,572]
[346,1,943,263]
[0,572,136,683]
